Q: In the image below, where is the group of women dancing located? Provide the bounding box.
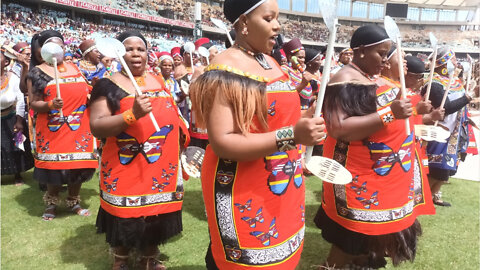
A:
[1,0,475,269]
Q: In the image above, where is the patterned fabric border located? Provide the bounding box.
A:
[35,152,97,162]
[333,154,423,222]
[47,77,85,87]
[214,158,303,266]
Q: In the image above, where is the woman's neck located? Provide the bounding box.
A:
[235,39,259,54]
[381,69,399,82]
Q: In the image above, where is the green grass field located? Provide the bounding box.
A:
[1,171,479,269]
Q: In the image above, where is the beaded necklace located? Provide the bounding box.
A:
[349,62,377,81]
[234,44,272,70]
[121,70,147,87]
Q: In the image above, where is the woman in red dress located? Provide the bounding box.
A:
[27,30,97,221]
[190,0,325,269]
[314,25,434,269]
[90,30,189,270]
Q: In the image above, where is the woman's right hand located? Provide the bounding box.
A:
[430,108,445,122]
[293,116,326,146]
[51,97,63,109]
[391,98,412,119]
[132,94,152,119]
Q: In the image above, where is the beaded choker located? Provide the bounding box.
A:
[121,70,147,87]
[349,62,377,81]
[234,44,272,70]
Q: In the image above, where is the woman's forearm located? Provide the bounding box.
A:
[327,112,384,142]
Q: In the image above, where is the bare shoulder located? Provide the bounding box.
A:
[210,50,284,79]
[329,65,371,84]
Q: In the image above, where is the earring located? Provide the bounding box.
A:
[360,54,364,58]
[441,68,448,75]
[242,27,248,36]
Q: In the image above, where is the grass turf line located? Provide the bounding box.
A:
[1,171,478,269]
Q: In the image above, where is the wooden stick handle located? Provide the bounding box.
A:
[425,46,437,101]
[395,37,410,135]
[305,22,337,162]
[52,58,63,118]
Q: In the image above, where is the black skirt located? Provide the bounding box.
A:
[314,206,422,267]
[33,168,95,186]
[96,207,183,250]
[1,112,34,175]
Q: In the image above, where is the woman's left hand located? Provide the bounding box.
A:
[14,116,24,134]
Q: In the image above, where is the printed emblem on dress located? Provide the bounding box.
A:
[264,152,302,195]
[47,104,87,132]
[116,125,173,165]
[225,245,242,261]
[267,100,276,117]
[216,170,234,185]
[376,87,399,108]
[365,134,413,176]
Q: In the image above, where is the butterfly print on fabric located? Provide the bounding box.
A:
[300,205,305,222]
[365,133,413,176]
[234,199,252,213]
[47,105,87,132]
[127,197,141,206]
[356,191,379,209]
[350,177,368,195]
[168,163,178,171]
[104,178,118,193]
[250,218,279,246]
[268,100,276,116]
[161,169,174,181]
[116,125,173,165]
[265,152,302,196]
[152,177,170,192]
[102,168,112,179]
[408,181,415,200]
[241,207,264,228]
[39,141,50,153]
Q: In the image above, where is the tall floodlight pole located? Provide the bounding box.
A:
[194,2,202,40]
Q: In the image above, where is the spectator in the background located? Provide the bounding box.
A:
[331,48,353,75]
[1,44,34,185]
[77,39,106,85]
[64,52,73,63]
[11,41,31,93]
[171,47,183,68]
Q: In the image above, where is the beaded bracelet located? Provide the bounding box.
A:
[275,126,296,152]
[377,106,395,125]
[412,107,418,117]
[122,109,137,125]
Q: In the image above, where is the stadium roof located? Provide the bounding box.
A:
[389,0,480,7]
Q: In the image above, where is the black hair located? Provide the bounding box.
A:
[323,82,378,124]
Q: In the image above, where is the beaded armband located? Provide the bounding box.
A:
[276,126,296,152]
[122,109,137,125]
[377,106,395,125]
